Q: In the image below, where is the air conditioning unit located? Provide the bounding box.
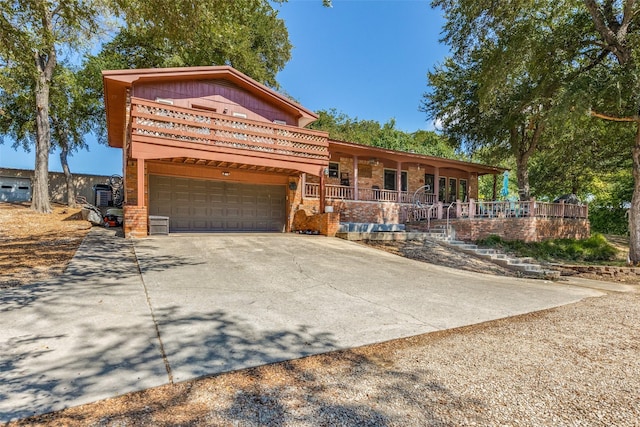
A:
[96,190,112,207]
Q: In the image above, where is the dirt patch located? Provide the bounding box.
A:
[0,202,92,288]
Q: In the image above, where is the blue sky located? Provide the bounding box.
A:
[0,0,448,176]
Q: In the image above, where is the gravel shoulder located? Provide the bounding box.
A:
[3,204,639,426]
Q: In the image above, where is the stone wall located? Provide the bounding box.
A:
[554,264,640,282]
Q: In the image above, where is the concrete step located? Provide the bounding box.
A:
[338,222,406,233]
[438,240,560,280]
[336,231,442,242]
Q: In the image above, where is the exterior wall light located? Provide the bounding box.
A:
[222,171,231,176]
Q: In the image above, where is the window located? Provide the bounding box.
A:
[328,162,339,178]
[384,170,408,191]
[439,177,446,202]
[424,174,435,194]
[384,170,396,190]
[460,179,468,202]
[448,178,458,202]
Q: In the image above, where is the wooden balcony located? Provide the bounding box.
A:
[129,97,329,175]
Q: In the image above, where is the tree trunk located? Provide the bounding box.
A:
[628,123,640,264]
[32,65,52,213]
[60,146,77,207]
[515,154,531,201]
[31,8,56,214]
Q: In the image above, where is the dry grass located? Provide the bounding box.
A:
[0,202,91,288]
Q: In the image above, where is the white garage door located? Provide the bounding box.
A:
[149,175,286,232]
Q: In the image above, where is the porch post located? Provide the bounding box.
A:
[396,161,402,202]
[434,167,440,203]
[319,167,326,213]
[301,173,307,200]
[529,197,536,217]
[353,155,359,200]
[492,174,498,200]
[469,198,475,219]
[137,158,145,207]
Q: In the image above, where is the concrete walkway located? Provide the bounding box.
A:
[0,228,612,422]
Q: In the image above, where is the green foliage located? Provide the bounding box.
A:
[93,0,291,88]
[585,169,633,235]
[309,109,460,159]
[589,206,629,236]
[476,233,619,263]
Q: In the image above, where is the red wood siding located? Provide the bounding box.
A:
[133,80,297,126]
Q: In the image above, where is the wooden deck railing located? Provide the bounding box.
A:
[130,97,329,162]
[464,200,588,219]
[304,183,436,204]
[303,184,588,222]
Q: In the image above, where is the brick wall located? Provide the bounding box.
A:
[408,217,590,242]
[125,160,138,206]
[124,205,148,238]
[296,199,408,224]
[292,209,340,236]
[330,200,407,223]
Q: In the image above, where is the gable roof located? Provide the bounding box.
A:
[102,66,318,148]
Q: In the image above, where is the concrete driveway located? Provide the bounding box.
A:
[1,229,605,422]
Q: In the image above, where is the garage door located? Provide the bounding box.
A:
[149,175,286,232]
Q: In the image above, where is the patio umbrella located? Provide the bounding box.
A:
[500,171,509,199]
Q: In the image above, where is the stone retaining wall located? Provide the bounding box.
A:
[553,264,640,282]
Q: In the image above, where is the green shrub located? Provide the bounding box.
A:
[589,206,628,236]
[475,233,618,263]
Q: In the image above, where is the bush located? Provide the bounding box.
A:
[589,206,628,235]
[475,233,618,263]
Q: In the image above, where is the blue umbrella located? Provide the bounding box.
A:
[500,171,509,199]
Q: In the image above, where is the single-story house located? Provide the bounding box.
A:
[102,66,589,241]
[0,168,113,205]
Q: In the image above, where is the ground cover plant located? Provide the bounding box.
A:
[476,233,620,264]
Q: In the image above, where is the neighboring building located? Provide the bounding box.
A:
[102,66,588,240]
[0,168,112,205]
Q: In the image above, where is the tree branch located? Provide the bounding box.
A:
[590,110,640,122]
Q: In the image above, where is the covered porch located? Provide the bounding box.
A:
[297,139,505,224]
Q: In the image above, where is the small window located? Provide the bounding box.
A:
[232,112,247,119]
[273,119,287,125]
[328,162,339,178]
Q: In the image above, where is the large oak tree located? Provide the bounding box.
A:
[0,0,294,213]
